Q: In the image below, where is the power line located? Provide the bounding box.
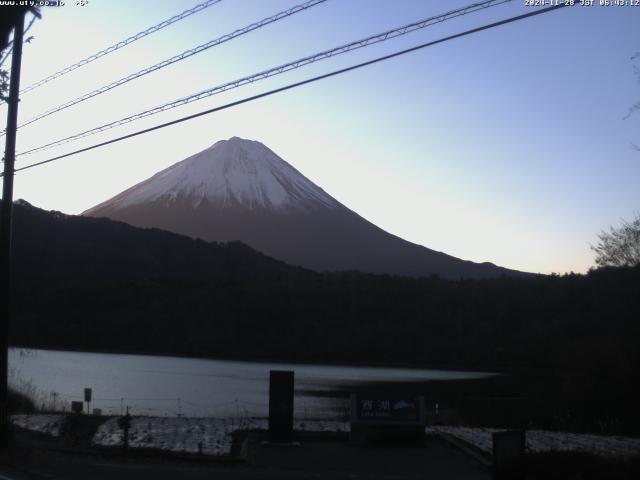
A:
[8,0,328,135]
[18,0,225,96]
[10,2,574,176]
[16,0,512,156]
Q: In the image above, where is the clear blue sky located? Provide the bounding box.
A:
[2,0,639,274]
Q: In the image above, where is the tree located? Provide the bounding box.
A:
[592,213,640,268]
[0,7,39,101]
[627,51,640,150]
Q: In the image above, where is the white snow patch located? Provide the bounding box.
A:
[94,137,339,212]
[427,426,640,458]
[13,414,638,460]
[10,414,65,437]
[91,417,349,457]
[92,417,243,456]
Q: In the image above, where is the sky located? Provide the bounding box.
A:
[1,0,639,275]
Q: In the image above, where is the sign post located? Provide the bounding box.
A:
[118,407,131,453]
[268,370,294,443]
[84,388,92,414]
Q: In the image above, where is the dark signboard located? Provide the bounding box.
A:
[268,370,294,443]
[350,393,426,446]
[84,388,92,402]
[352,395,424,424]
[71,401,83,414]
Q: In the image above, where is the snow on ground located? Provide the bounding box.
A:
[11,414,639,459]
[427,426,640,458]
[92,416,251,456]
[10,414,65,437]
[91,417,348,457]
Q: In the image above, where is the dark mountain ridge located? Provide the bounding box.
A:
[11,199,309,291]
[6,199,637,368]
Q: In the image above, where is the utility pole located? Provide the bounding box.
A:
[0,10,25,444]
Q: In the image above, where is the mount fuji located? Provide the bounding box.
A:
[83,136,522,279]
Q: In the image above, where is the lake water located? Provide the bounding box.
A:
[9,348,494,418]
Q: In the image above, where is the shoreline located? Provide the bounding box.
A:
[10,344,502,375]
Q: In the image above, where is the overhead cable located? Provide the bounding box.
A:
[10,1,575,175]
[9,0,328,134]
[16,0,511,156]
[18,0,225,95]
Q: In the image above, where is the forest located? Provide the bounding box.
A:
[7,201,640,433]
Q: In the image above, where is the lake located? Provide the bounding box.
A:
[9,348,495,418]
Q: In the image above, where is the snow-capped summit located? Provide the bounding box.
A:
[89,136,338,212]
[84,137,523,279]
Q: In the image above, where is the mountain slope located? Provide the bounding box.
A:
[11,199,305,291]
[84,136,524,279]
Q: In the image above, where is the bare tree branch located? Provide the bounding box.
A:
[591,213,640,268]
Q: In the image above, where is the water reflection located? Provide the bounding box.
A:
[10,348,494,418]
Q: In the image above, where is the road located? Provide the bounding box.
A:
[1,437,490,480]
